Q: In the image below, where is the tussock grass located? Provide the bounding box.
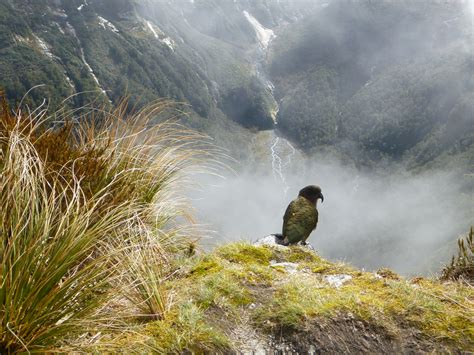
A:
[123,303,231,353]
[122,241,174,321]
[442,227,474,283]
[0,93,211,353]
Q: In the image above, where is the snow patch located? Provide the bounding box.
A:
[161,37,175,50]
[67,21,108,97]
[243,10,275,49]
[13,35,28,44]
[324,274,352,288]
[65,75,75,89]
[65,22,77,37]
[146,20,160,38]
[81,52,106,95]
[98,16,119,33]
[54,22,65,34]
[33,34,55,59]
[51,8,68,18]
[146,21,175,50]
[77,1,88,11]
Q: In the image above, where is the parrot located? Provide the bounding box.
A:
[281,185,324,246]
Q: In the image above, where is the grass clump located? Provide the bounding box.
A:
[140,303,231,353]
[215,242,273,265]
[192,271,254,309]
[284,246,322,263]
[122,245,174,321]
[190,255,224,277]
[442,227,474,282]
[105,303,231,353]
[0,93,208,353]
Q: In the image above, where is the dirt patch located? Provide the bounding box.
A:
[263,316,460,354]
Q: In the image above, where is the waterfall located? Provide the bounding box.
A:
[244,11,297,197]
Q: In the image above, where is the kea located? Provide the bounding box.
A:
[280,185,324,246]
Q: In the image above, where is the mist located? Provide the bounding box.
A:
[189,152,473,276]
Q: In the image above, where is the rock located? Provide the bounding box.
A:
[270,261,299,273]
[253,234,317,251]
[253,234,286,247]
[376,268,400,280]
[324,274,353,288]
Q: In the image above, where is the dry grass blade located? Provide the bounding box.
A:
[0,93,211,353]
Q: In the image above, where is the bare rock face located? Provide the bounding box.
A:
[253,234,316,251]
[253,234,286,247]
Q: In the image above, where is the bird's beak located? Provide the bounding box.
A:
[319,193,324,203]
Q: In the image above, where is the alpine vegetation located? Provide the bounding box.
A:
[0,93,207,353]
[0,0,473,351]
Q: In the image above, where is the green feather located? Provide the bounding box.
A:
[282,196,318,244]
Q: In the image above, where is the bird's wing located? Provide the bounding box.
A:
[294,204,317,244]
[282,200,297,235]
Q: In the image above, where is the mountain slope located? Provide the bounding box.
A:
[268,0,474,170]
[0,0,313,126]
[0,0,472,171]
[0,0,323,159]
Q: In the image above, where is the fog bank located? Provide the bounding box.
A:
[190,155,473,276]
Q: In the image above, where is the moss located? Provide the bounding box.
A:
[285,246,322,263]
[215,243,273,265]
[226,264,275,286]
[142,303,231,353]
[111,243,474,351]
[400,280,474,345]
[190,267,254,309]
[310,265,331,273]
[190,255,224,277]
[303,257,354,276]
